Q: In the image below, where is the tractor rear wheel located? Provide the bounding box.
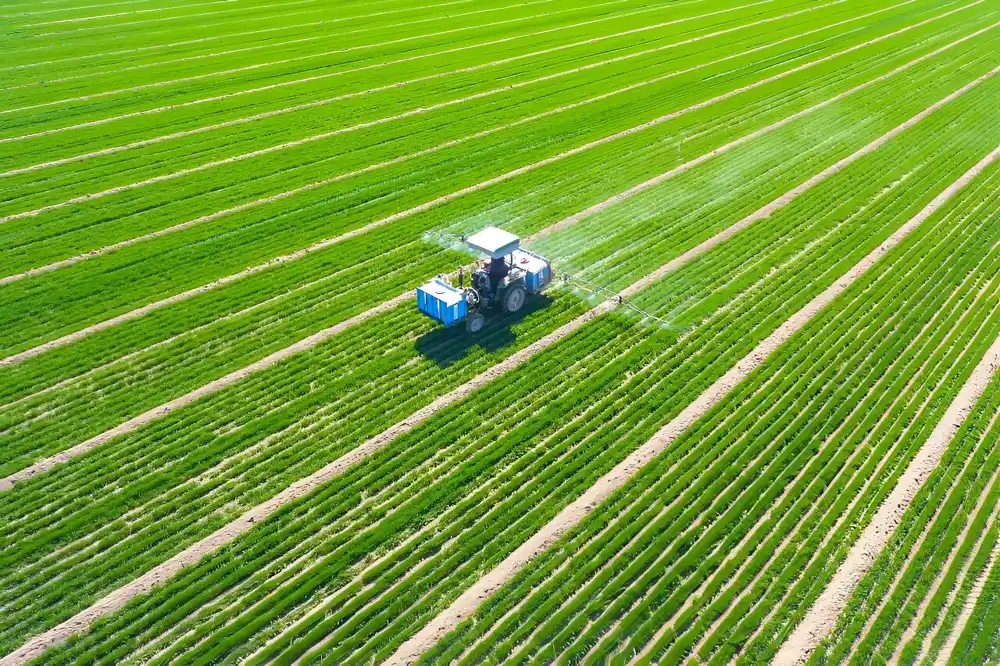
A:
[466,312,485,333]
[503,284,526,314]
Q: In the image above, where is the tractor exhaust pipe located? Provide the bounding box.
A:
[458,266,464,289]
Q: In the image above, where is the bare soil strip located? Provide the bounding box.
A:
[530,64,999,247]
[0,0,976,224]
[0,301,615,664]
[901,471,1000,665]
[25,0,322,27]
[25,0,466,27]
[0,0,659,116]
[1,59,987,666]
[3,0,257,21]
[661,268,981,664]
[25,0,472,34]
[503,191,918,660]
[3,12,984,369]
[3,0,582,93]
[3,0,791,175]
[0,0,477,72]
[382,142,1000,666]
[705,200,1000,662]
[772,145,1000,666]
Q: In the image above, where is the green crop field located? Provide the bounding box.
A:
[1,0,999,663]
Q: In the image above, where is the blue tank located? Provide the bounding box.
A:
[416,279,468,327]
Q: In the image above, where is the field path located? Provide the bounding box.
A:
[383,140,1000,666]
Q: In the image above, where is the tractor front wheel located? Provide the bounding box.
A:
[503,285,526,314]
[466,312,485,333]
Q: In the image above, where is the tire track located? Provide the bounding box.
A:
[383,140,1000,666]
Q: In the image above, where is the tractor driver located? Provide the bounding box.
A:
[487,256,509,292]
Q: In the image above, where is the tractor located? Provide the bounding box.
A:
[416,227,553,333]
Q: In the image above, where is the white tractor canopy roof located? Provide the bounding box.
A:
[465,227,520,259]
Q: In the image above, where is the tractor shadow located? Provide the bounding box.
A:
[414,294,555,368]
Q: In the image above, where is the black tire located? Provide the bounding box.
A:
[503,284,526,314]
[466,312,485,333]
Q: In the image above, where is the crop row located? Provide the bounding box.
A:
[2,26,991,491]
[0,0,513,73]
[1,2,984,385]
[416,91,1000,666]
[946,554,1000,664]
[13,63,996,662]
[0,0,925,276]
[1,0,740,142]
[1,0,600,78]
[0,3,980,478]
[803,240,1000,665]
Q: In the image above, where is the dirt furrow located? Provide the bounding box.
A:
[610,216,966,663]
[0,297,617,664]
[24,0,321,27]
[731,279,1000,665]
[0,0,814,205]
[899,467,1000,665]
[933,533,1000,664]
[0,0,478,71]
[0,164,846,658]
[0,0,653,115]
[3,0,256,21]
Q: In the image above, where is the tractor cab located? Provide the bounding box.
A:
[416,227,552,333]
